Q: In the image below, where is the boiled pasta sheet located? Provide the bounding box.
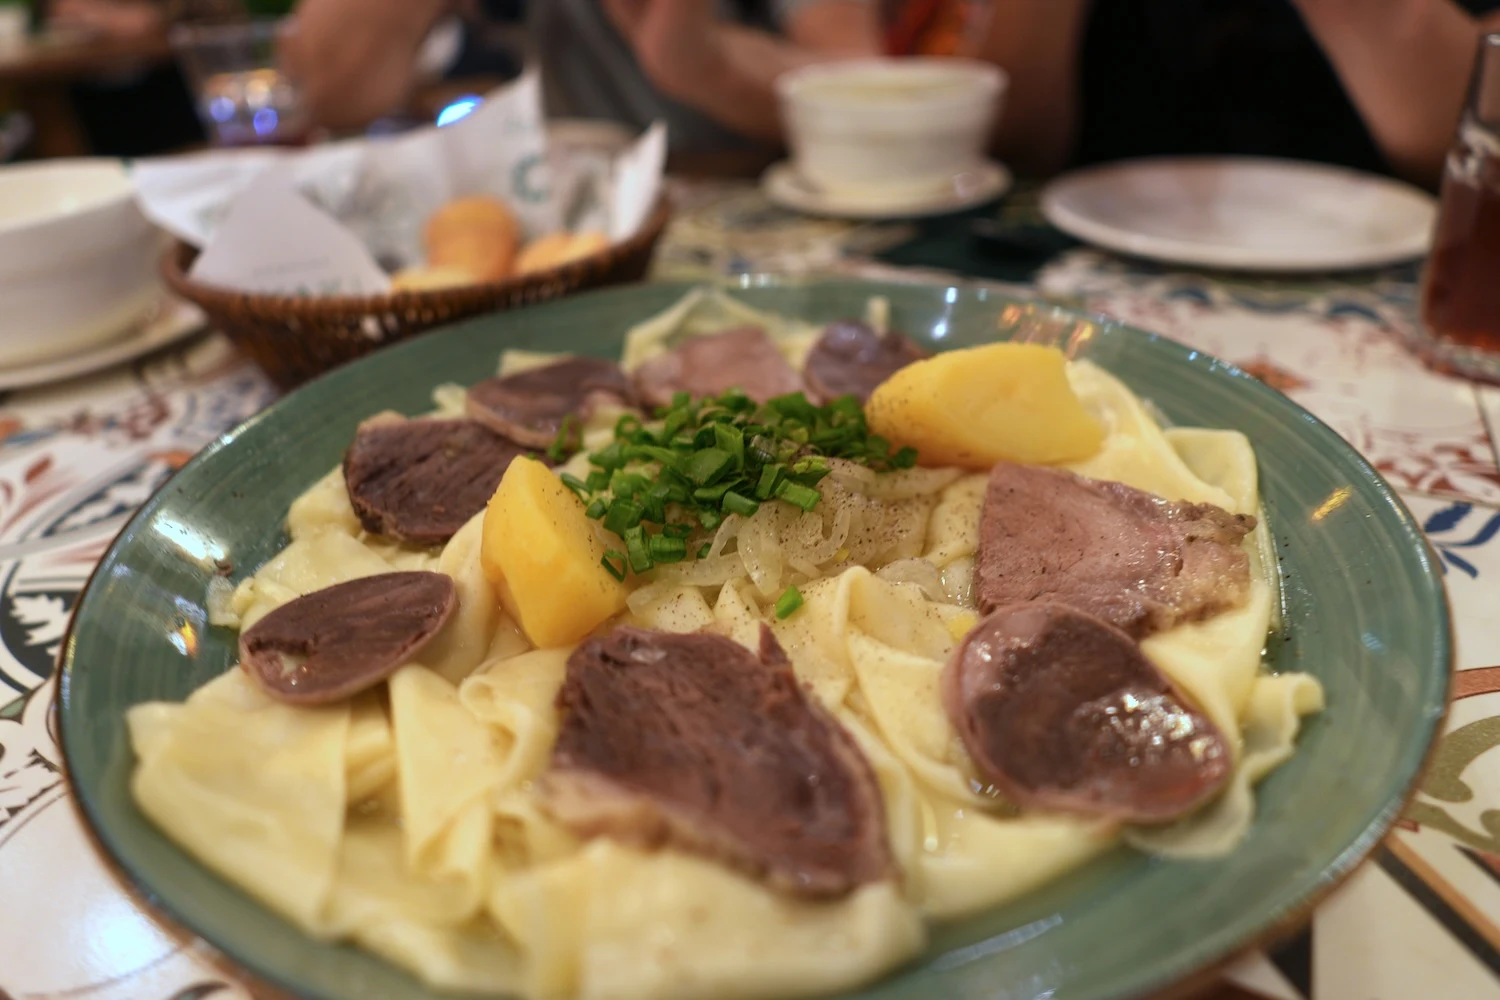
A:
[127,669,349,935]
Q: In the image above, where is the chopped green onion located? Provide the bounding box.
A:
[546,415,578,464]
[603,499,644,537]
[776,480,821,512]
[649,533,687,563]
[600,550,627,582]
[624,526,653,574]
[722,491,760,518]
[590,440,626,471]
[774,585,804,619]
[686,447,734,486]
[755,463,784,500]
[562,387,920,577]
[693,482,733,503]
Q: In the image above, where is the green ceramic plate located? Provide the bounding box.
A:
[59,279,1451,1000]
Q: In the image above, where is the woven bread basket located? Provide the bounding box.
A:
[161,197,672,390]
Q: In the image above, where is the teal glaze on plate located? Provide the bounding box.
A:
[58,280,1452,1000]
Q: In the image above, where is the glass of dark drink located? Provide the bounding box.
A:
[1417,32,1500,383]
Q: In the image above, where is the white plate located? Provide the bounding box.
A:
[0,296,205,391]
[762,160,1012,220]
[1040,157,1438,272]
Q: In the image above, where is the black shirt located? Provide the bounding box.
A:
[1075,0,1500,177]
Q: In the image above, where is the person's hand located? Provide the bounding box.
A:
[49,0,164,44]
[602,0,726,102]
[281,0,449,131]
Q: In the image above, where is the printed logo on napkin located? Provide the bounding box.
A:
[131,72,666,296]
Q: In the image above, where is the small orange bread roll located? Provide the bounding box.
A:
[423,195,520,281]
[514,230,610,275]
[389,265,478,292]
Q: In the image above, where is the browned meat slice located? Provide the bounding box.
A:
[344,415,527,546]
[240,571,457,705]
[976,462,1256,638]
[945,602,1232,822]
[541,625,894,898]
[632,326,805,409]
[803,320,929,403]
[466,356,636,450]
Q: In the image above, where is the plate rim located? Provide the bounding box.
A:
[762,160,1013,220]
[56,276,1455,1000]
[0,295,207,391]
[1040,155,1438,272]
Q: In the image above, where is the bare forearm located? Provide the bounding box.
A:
[1293,0,1485,185]
[646,19,878,143]
[977,0,1091,176]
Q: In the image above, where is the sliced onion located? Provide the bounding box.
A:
[876,558,947,602]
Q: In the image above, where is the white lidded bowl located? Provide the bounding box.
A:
[0,159,162,367]
[776,58,1006,204]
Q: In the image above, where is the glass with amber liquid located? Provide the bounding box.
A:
[1418,32,1500,382]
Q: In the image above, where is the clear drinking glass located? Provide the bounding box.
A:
[170,19,310,147]
[1416,32,1500,382]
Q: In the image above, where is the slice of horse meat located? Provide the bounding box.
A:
[541,625,894,898]
[976,462,1255,638]
[344,414,527,546]
[803,320,929,403]
[632,326,805,409]
[944,601,1232,822]
[467,356,636,450]
[240,571,457,705]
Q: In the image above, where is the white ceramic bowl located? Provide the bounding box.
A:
[0,159,163,367]
[776,58,1006,203]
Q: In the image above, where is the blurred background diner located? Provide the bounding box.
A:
[1,0,1496,186]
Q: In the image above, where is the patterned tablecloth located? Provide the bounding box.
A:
[2,187,1498,1000]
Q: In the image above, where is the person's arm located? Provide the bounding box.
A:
[972,0,1092,177]
[1291,0,1500,186]
[604,0,881,143]
[283,0,452,131]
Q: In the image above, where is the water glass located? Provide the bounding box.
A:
[170,19,309,147]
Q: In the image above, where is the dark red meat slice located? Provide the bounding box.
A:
[632,326,805,409]
[944,602,1232,822]
[466,356,636,449]
[803,320,929,403]
[541,625,894,898]
[239,571,457,705]
[343,415,527,546]
[976,462,1256,638]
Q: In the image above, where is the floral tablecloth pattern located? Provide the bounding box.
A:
[1,189,1497,1000]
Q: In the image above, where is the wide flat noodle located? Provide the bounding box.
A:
[489,841,924,1000]
[422,511,505,683]
[127,669,348,934]
[1065,361,1236,509]
[389,665,505,909]
[458,648,570,795]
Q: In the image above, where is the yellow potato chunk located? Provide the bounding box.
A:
[865,343,1104,468]
[481,457,627,648]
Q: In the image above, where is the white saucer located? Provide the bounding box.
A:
[0,296,206,391]
[762,160,1012,220]
[1040,156,1437,272]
